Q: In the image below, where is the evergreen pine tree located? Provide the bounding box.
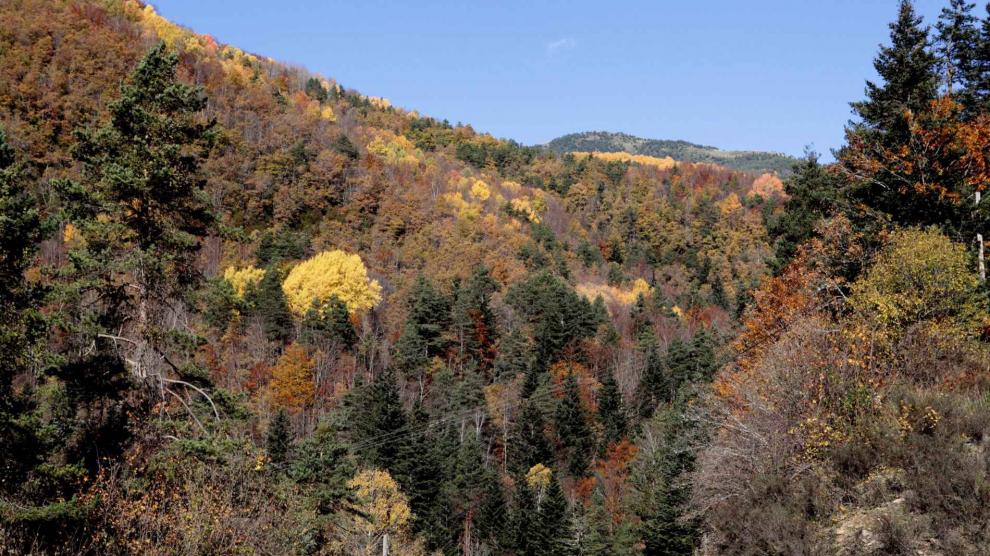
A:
[512,472,539,554]
[842,2,956,228]
[201,277,238,331]
[450,427,490,553]
[0,128,43,400]
[494,326,533,381]
[850,0,939,147]
[332,133,360,160]
[611,522,643,556]
[515,394,553,472]
[245,266,294,345]
[476,468,511,552]
[710,276,728,310]
[577,240,603,268]
[663,338,695,398]
[572,489,615,556]
[555,373,594,477]
[450,266,499,373]
[631,407,700,556]
[534,476,571,556]
[657,329,720,400]
[591,295,610,324]
[56,43,216,378]
[266,408,293,467]
[394,276,449,380]
[344,370,408,470]
[304,77,329,102]
[300,294,356,351]
[393,319,429,378]
[636,342,668,418]
[768,152,843,270]
[12,44,217,544]
[597,368,628,452]
[506,271,599,368]
[256,229,309,266]
[685,329,719,384]
[427,420,463,552]
[368,370,409,471]
[963,3,990,113]
[630,292,653,342]
[45,44,219,513]
[391,405,448,550]
[290,421,355,516]
[936,0,979,97]
[0,127,46,497]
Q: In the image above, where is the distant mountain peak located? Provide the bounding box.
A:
[545,131,796,174]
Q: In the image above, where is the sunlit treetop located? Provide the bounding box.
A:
[223,265,266,299]
[570,150,676,170]
[281,250,382,316]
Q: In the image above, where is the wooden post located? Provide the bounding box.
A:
[382,532,389,556]
[979,233,986,283]
[978,192,986,283]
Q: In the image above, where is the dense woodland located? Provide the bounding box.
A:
[545,132,796,175]
[2,0,990,554]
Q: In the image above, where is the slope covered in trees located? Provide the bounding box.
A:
[0,1,781,553]
[546,131,797,174]
[1,0,990,555]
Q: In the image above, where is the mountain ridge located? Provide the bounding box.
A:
[545,130,797,174]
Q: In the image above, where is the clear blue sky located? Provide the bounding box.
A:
[152,0,952,158]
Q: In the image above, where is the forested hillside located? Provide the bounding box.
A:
[1,0,990,555]
[545,131,797,174]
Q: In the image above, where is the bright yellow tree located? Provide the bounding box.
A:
[281,250,382,315]
[469,178,491,201]
[525,463,553,506]
[525,463,552,490]
[223,265,266,299]
[348,469,426,556]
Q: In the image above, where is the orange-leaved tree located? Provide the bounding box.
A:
[843,96,990,272]
[270,343,315,412]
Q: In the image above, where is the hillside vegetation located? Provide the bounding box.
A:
[1,0,990,555]
[546,131,797,174]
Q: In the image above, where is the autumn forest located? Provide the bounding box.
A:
[3,0,990,554]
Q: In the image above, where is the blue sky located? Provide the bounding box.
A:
[152,1,953,158]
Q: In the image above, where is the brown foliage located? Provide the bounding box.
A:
[844,96,990,203]
[270,343,315,412]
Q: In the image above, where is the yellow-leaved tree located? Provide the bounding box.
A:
[525,463,552,490]
[281,250,382,315]
[223,265,266,299]
[525,463,552,505]
[347,469,426,556]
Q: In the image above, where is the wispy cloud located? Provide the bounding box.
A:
[546,38,577,55]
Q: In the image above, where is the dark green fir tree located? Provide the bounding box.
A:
[266,408,293,467]
[597,368,628,452]
[555,372,594,477]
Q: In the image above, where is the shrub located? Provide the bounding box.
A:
[849,227,984,338]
